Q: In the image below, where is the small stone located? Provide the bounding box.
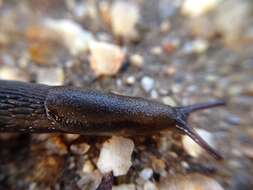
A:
[150,90,159,99]
[77,171,102,190]
[130,54,144,67]
[44,19,94,55]
[181,0,222,17]
[140,168,153,181]
[141,76,155,92]
[182,129,215,158]
[164,66,176,76]
[162,42,177,54]
[162,96,177,106]
[125,76,136,85]
[64,134,80,142]
[144,181,158,190]
[82,160,95,173]
[112,184,135,190]
[183,39,209,54]
[97,136,134,176]
[151,156,166,175]
[226,114,240,125]
[150,46,162,55]
[160,174,224,190]
[206,74,218,82]
[89,41,125,76]
[215,0,252,45]
[0,65,29,81]
[36,67,64,85]
[70,143,90,155]
[111,1,140,40]
[160,21,171,33]
[45,136,68,155]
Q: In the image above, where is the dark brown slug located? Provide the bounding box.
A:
[0,80,225,160]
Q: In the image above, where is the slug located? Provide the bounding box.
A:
[0,80,225,160]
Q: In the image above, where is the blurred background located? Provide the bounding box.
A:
[0,0,252,189]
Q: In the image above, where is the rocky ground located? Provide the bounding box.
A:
[0,0,253,189]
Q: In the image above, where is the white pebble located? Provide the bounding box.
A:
[0,66,28,81]
[181,0,222,17]
[150,46,162,55]
[162,96,177,106]
[89,41,125,76]
[141,76,155,92]
[111,1,140,40]
[183,39,209,54]
[82,160,95,173]
[144,181,158,190]
[182,129,215,158]
[36,67,64,85]
[97,136,134,176]
[140,168,153,181]
[130,54,144,67]
[44,19,94,55]
[112,184,135,190]
[70,143,90,155]
[125,76,136,85]
[150,90,159,99]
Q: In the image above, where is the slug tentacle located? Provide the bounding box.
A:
[173,101,225,160]
[176,100,225,119]
[175,118,223,160]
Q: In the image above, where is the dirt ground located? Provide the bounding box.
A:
[0,0,252,189]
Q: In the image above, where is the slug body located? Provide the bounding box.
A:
[0,80,225,160]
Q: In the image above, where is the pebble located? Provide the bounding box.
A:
[144,181,158,190]
[77,171,102,190]
[44,19,94,55]
[112,184,135,190]
[45,136,68,155]
[162,96,177,106]
[150,90,159,99]
[182,39,209,54]
[82,160,95,173]
[36,67,64,85]
[130,54,144,68]
[141,76,155,92]
[70,143,90,155]
[226,114,241,125]
[0,65,29,81]
[181,0,222,17]
[89,41,125,76]
[182,129,215,158]
[164,66,176,76]
[97,136,134,176]
[125,76,136,85]
[160,173,224,190]
[160,21,171,33]
[215,0,252,45]
[111,1,140,40]
[139,168,153,181]
[150,46,162,55]
[64,134,80,142]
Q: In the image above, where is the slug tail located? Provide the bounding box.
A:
[176,119,223,160]
[177,100,225,117]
